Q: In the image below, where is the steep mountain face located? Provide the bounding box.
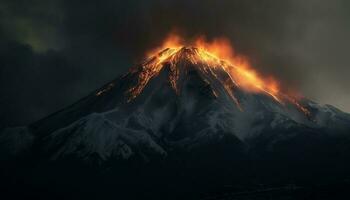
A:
[1,47,350,199]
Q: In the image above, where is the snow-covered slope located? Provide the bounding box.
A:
[1,47,350,164]
[2,47,350,200]
[43,113,167,162]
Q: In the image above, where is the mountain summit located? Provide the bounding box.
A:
[1,41,350,199]
[126,46,306,110]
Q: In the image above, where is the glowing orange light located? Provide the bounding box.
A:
[125,33,310,116]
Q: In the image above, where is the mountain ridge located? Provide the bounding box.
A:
[1,46,350,199]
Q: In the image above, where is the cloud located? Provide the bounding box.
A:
[1,0,349,127]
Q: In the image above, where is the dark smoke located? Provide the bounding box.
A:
[0,0,349,127]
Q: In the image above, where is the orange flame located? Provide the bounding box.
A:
[146,34,183,57]
[125,33,310,117]
[145,34,282,101]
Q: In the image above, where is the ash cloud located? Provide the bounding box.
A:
[1,0,349,127]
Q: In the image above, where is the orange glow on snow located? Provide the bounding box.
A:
[125,33,310,116]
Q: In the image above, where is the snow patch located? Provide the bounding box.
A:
[44,113,167,161]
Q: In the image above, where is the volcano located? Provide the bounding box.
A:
[1,43,350,199]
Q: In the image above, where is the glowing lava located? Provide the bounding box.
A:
[125,34,310,116]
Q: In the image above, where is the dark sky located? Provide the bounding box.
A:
[1,0,349,127]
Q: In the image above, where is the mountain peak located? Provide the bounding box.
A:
[124,46,311,117]
[2,36,350,200]
[128,46,258,101]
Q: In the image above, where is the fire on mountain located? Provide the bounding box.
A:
[114,34,309,116]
